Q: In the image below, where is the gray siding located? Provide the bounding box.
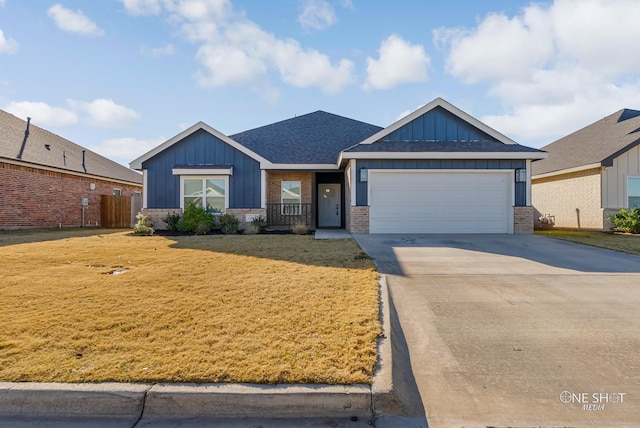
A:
[355,159,527,206]
[383,106,496,142]
[142,129,261,209]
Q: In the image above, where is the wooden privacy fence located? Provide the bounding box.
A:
[101,195,132,228]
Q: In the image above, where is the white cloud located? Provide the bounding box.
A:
[4,99,140,129]
[3,101,79,127]
[141,43,177,57]
[0,29,18,54]
[95,136,165,166]
[122,0,356,94]
[298,0,336,31]
[75,98,140,128]
[436,0,640,145]
[363,34,430,90]
[47,4,105,36]
[120,0,166,16]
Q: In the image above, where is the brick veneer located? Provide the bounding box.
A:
[266,171,315,229]
[0,162,141,229]
[513,206,533,234]
[225,208,267,230]
[532,169,603,229]
[349,206,369,233]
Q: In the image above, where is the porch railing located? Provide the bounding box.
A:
[266,203,312,228]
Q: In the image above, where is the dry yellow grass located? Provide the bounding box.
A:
[0,229,380,384]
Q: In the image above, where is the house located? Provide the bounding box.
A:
[131,98,546,234]
[0,109,143,229]
[532,108,640,230]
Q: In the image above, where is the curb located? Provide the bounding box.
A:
[0,276,404,420]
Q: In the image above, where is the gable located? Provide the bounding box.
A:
[532,108,640,177]
[382,106,497,142]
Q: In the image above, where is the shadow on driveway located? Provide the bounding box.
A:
[354,233,640,275]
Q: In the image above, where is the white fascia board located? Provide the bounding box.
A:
[129,122,273,170]
[341,151,548,160]
[1,157,143,187]
[265,163,339,170]
[358,97,518,146]
[172,167,233,175]
[532,162,602,180]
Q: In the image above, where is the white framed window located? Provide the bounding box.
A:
[113,188,122,196]
[629,177,640,208]
[281,181,301,215]
[180,176,228,213]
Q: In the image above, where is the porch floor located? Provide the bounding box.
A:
[314,229,352,239]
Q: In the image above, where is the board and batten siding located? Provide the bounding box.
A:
[602,145,640,208]
[142,129,261,209]
[354,159,526,206]
[382,106,495,142]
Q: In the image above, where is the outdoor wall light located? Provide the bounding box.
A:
[515,169,527,182]
[360,168,368,182]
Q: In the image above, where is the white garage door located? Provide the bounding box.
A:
[369,170,512,234]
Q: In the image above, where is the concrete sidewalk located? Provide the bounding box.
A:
[0,277,427,426]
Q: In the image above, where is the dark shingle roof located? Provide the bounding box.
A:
[343,140,544,153]
[0,109,142,184]
[532,109,640,176]
[230,111,383,164]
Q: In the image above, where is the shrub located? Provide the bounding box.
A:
[219,214,239,234]
[293,223,308,235]
[250,215,267,233]
[177,203,215,233]
[243,223,259,235]
[195,222,211,235]
[609,207,640,234]
[133,212,154,236]
[162,212,181,231]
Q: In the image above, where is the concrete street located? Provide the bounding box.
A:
[355,233,640,428]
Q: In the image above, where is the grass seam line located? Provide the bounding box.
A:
[131,383,155,428]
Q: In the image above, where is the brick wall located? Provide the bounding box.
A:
[532,169,603,229]
[0,162,141,229]
[266,171,315,229]
[225,208,267,230]
[513,206,533,234]
[349,206,369,234]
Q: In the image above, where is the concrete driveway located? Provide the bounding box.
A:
[354,234,640,428]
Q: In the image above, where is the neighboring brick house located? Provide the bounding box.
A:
[532,108,640,230]
[0,109,143,229]
[131,98,546,234]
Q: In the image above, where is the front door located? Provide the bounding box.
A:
[318,183,341,227]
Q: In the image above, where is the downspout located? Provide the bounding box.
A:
[16,117,31,160]
[82,150,87,173]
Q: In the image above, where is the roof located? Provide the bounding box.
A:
[343,140,543,153]
[341,97,545,162]
[532,109,640,176]
[0,109,142,185]
[230,111,383,164]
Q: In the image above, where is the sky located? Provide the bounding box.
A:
[1,0,640,167]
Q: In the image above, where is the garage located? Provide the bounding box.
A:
[368,170,513,234]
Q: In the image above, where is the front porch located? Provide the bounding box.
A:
[264,170,346,231]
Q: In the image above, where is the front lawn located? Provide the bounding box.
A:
[0,229,380,384]
[535,229,640,256]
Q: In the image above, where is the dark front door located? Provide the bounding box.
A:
[318,183,341,227]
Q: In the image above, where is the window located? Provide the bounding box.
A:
[281,181,301,215]
[113,189,122,196]
[182,177,227,213]
[629,177,640,208]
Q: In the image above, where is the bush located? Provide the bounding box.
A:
[219,214,239,234]
[251,215,267,232]
[177,203,215,233]
[609,207,640,234]
[162,212,181,231]
[293,223,308,235]
[133,212,154,236]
